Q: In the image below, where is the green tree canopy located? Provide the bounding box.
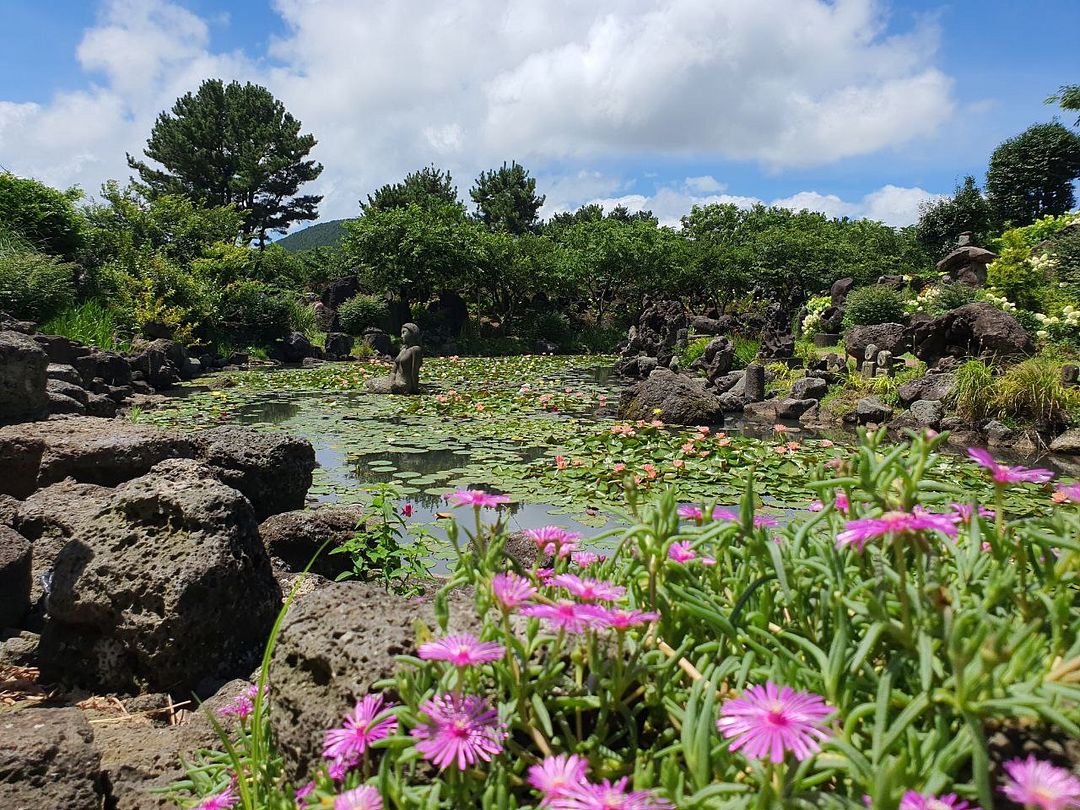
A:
[985,122,1080,227]
[362,165,463,214]
[469,161,545,236]
[127,79,323,245]
[1047,84,1080,127]
[0,173,83,260]
[915,176,994,259]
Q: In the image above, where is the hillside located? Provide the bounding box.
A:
[275,219,347,252]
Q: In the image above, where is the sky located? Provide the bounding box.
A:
[1,0,1077,231]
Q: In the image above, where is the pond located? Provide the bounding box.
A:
[138,355,1061,558]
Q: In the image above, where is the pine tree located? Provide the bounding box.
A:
[470,161,545,236]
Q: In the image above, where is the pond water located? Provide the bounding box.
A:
[141,355,1058,560]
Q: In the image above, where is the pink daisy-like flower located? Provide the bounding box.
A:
[552,573,626,602]
[584,606,660,631]
[548,777,673,810]
[668,541,697,562]
[899,791,976,810]
[677,504,704,521]
[716,681,833,763]
[295,781,316,803]
[528,754,589,803]
[571,551,606,567]
[197,780,238,810]
[216,683,263,721]
[492,572,536,609]
[1001,755,1080,810]
[1055,483,1080,503]
[411,693,508,771]
[521,601,601,633]
[835,492,850,513]
[323,694,399,764]
[967,448,1054,485]
[334,785,383,810]
[418,634,505,667]
[836,508,958,552]
[524,526,582,558]
[444,489,512,509]
[711,508,779,528]
[950,503,996,523]
[808,500,824,512]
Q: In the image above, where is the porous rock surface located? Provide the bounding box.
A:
[40,458,281,693]
[259,506,365,579]
[0,707,105,809]
[619,367,724,426]
[844,323,908,362]
[0,329,48,422]
[911,303,1033,363]
[0,525,32,629]
[269,581,479,776]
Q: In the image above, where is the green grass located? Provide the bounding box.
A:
[41,299,132,351]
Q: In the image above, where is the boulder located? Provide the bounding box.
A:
[0,525,31,628]
[85,393,118,418]
[911,303,1033,364]
[40,458,282,693]
[908,400,944,429]
[0,329,49,422]
[1050,428,1080,455]
[897,372,957,406]
[190,426,316,520]
[789,376,828,400]
[743,363,766,402]
[984,420,1015,446]
[690,336,734,383]
[47,363,84,386]
[619,368,724,426]
[844,323,908,363]
[616,300,687,375]
[274,331,316,364]
[325,332,354,359]
[0,435,46,498]
[321,275,360,310]
[856,397,893,425]
[269,581,479,777]
[47,377,88,406]
[0,708,105,809]
[259,506,365,579]
[710,370,744,395]
[689,315,734,335]
[743,400,778,421]
[47,391,86,415]
[0,417,194,489]
[362,327,394,357]
[830,277,855,306]
[33,334,89,365]
[0,493,18,527]
[775,398,818,420]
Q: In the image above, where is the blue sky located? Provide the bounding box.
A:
[1,0,1077,228]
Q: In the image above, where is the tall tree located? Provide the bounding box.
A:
[985,123,1080,227]
[127,79,323,246]
[915,176,994,258]
[362,165,462,213]
[470,161,545,236]
[1047,84,1080,127]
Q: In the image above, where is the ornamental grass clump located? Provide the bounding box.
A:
[176,432,1080,810]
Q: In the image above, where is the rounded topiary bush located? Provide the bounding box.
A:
[842,285,908,328]
[338,293,389,336]
[219,280,294,339]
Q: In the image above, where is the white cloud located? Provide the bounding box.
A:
[586,182,939,227]
[0,0,954,223]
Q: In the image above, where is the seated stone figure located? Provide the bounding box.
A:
[366,323,422,395]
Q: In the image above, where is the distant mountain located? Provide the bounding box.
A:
[275,219,348,252]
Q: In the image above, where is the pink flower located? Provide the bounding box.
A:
[808,500,824,512]
[335,786,383,810]
[295,781,316,803]
[1055,483,1080,503]
[556,455,569,470]
[445,489,512,509]
[585,606,659,631]
[524,526,582,558]
[197,780,238,810]
[521,601,601,633]
[411,693,507,771]
[548,777,673,809]
[571,551,605,567]
[492,572,536,609]
[527,754,589,802]
[673,459,685,470]
[967,448,1054,485]
[323,694,399,764]
[552,573,626,602]
[820,439,834,448]
[677,504,704,521]
[668,541,697,563]
[642,463,658,480]
[697,426,710,434]
[834,492,849,513]
[402,503,413,518]
[712,508,779,528]
[612,462,626,474]
[536,567,555,582]
[681,441,697,453]
[717,681,833,763]
[899,792,976,810]
[1001,755,1080,810]
[418,634,505,667]
[773,423,787,434]
[216,683,263,721]
[836,509,958,552]
[950,503,995,523]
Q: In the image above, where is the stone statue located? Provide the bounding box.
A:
[366,323,423,395]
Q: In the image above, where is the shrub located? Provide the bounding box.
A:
[0,231,76,321]
[986,229,1050,312]
[517,311,573,349]
[992,355,1080,427]
[338,293,389,336]
[953,359,996,421]
[131,252,214,343]
[0,174,83,259]
[41,300,132,351]
[218,280,295,339]
[732,336,760,368]
[799,294,831,336]
[842,285,908,327]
